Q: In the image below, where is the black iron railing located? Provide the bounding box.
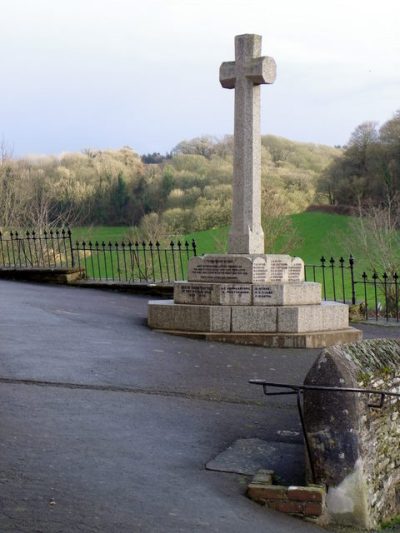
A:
[305,256,400,322]
[0,229,75,268]
[1,231,399,320]
[0,229,197,283]
[73,239,196,283]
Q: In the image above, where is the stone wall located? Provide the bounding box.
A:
[303,339,400,529]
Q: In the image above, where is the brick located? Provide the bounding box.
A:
[247,484,287,503]
[304,502,323,517]
[287,485,325,502]
[267,501,304,514]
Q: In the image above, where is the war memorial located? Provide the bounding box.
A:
[148,34,362,348]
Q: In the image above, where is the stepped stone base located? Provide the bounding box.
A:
[149,328,362,349]
[148,300,350,334]
[147,253,363,348]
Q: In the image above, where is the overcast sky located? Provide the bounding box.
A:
[1,0,399,157]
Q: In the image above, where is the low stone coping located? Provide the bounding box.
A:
[0,267,84,284]
[0,268,174,297]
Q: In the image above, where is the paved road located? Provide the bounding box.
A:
[0,280,394,532]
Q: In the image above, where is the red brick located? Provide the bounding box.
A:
[304,502,323,517]
[248,484,288,501]
[287,486,324,502]
[267,501,304,514]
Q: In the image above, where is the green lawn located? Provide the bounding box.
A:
[184,212,353,263]
[71,226,130,243]
[66,214,390,306]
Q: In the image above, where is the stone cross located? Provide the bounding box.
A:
[220,34,276,255]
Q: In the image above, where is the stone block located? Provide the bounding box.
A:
[320,301,349,330]
[253,282,320,306]
[231,306,277,332]
[251,470,274,485]
[278,302,348,333]
[174,282,252,306]
[147,301,231,332]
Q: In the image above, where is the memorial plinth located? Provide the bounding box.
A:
[147,33,362,348]
[148,254,362,348]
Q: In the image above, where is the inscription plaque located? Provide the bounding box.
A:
[288,258,304,282]
[174,282,214,305]
[219,284,252,305]
[188,255,266,283]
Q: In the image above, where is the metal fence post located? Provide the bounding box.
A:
[67,228,75,267]
[349,255,356,305]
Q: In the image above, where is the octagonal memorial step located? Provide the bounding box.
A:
[148,301,349,334]
[174,281,321,306]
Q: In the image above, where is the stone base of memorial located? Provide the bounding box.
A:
[147,254,362,348]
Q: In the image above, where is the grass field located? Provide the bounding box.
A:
[67,213,391,305]
[71,213,354,262]
[184,212,353,263]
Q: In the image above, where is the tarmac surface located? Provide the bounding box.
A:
[0,279,398,533]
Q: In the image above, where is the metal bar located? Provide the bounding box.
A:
[108,242,115,281]
[62,229,69,268]
[156,242,163,283]
[149,242,155,283]
[50,230,56,267]
[373,273,379,321]
[82,241,88,274]
[178,240,184,279]
[320,256,326,300]
[135,242,141,281]
[55,230,62,268]
[102,242,108,279]
[339,257,346,303]
[10,232,16,266]
[68,228,75,267]
[296,389,316,484]
[349,255,356,305]
[115,243,121,282]
[362,273,368,320]
[121,242,128,282]
[75,241,82,272]
[249,380,400,399]
[39,232,45,267]
[15,232,22,268]
[170,241,177,281]
[44,231,50,267]
[142,241,148,281]
[330,257,337,302]
[164,249,170,281]
[383,273,389,322]
[89,242,95,278]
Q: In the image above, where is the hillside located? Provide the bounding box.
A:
[0,135,339,233]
